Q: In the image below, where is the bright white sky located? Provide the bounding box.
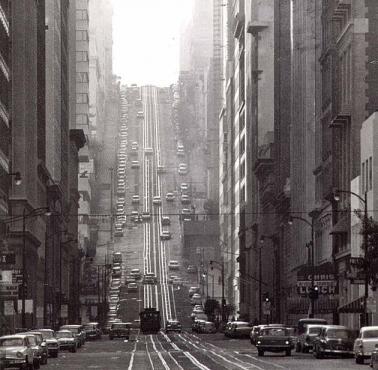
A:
[112,0,194,87]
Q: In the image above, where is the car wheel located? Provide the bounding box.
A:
[285,349,291,356]
[356,355,364,364]
[315,346,323,359]
[27,361,35,370]
[258,350,264,357]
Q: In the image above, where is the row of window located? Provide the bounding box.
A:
[76,30,88,41]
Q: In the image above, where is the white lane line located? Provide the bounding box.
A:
[146,339,155,370]
[236,353,287,370]
[127,341,138,370]
[183,351,212,370]
[150,335,170,370]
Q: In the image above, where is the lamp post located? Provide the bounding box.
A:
[0,171,22,186]
[22,207,51,328]
[334,189,368,326]
[288,215,315,318]
[210,260,225,322]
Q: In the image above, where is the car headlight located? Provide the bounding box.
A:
[257,341,261,345]
[16,351,24,358]
[285,341,290,345]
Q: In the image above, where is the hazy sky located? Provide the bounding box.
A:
[112,0,193,87]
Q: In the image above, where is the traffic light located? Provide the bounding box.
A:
[309,286,319,300]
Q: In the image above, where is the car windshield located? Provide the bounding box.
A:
[56,332,72,338]
[63,327,79,333]
[0,338,24,346]
[40,331,54,339]
[327,329,351,339]
[84,325,95,330]
[261,328,288,336]
[363,330,378,339]
[309,327,322,335]
[112,324,129,329]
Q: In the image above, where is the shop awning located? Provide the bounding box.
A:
[338,296,364,313]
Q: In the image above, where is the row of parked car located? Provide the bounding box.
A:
[0,323,101,369]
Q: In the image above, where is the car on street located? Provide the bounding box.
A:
[130,268,141,280]
[157,165,165,173]
[55,330,78,353]
[152,195,161,205]
[82,323,102,341]
[168,275,178,284]
[143,272,158,284]
[354,326,378,364]
[59,325,86,347]
[256,326,293,357]
[168,260,179,270]
[191,293,202,305]
[145,147,153,154]
[162,216,170,225]
[26,331,48,365]
[296,324,325,353]
[165,320,182,333]
[371,344,378,369]
[127,282,138,292]
[141,211,151,220]
[109,323,132,340]
[181,194,190,204]
[198,321,217,334]
[165,192,175,201]
[313,325,355,359]
[225,321,252,339]
[187,265,197,273]
[36,329,59,358]
[180,183,189,191]
[114,228,123,237]
[131,160,140,168]
[132,195,140,204]
[0,334,39,369]
[189,286,200,297]
[137,111,144,118]
[160,230,171,240]
[192,306,204,314]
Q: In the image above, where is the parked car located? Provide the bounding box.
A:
[130,268,141,280]
[165,192,175,201]
[152,196,162,205]
[83,323,102,340]
[55,330,78,352]
[0,334,39,369]
[36,329,59,358]
[192,320,206,333]
[109,322,132,340]
[200,321,217,334]
[161,216,170,226]
[143,272,157,284]
[59,325,85,347]
[127,282,138,292]
[132,195,140,204]
[165,320,182,333]
[296,324,325,353]
[313,325,355,358]
[160,231,171,240]
[256,326,293,357]
[168,260,179,270]
[187,265,197,274]
[354,326,378,364]
[188,287,200,297]
[191,293,202,305]
[226,321,252,339]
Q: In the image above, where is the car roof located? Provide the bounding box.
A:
[61,325,82,328]
[361,326,378,331]
[0,334,29,339]
[57,330,72,333]
[323,325,349,330]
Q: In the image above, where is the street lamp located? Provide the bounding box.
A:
[0,172,22,186]
[288,215,315,318]
[22,207,51,328]
[209,260,225,322]
[334,188,369,326]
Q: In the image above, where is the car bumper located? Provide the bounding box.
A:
[59,344,76,349]
[257,345,291,351]
[323,349,354,355]
[47,347,59,355]
[2,358,27,367]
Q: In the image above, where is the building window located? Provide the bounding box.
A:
[340,45,352,105]
[369,157,372,191]
[76,30,88,41]
[76,10,88,20]
[76,72,89,83]
[240,135,245,156]
[76,51,88,62]
[76,93,88,104]
[76,114,89,125]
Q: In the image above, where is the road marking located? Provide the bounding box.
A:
[150,335,170,370]
[236,353,287,370]
[127,341,138,370]
[183,351,212,370]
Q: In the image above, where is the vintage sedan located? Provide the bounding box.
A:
[0,334,39,369]
[226,321,252,339]
[83,322,102,340]
[27,331,49,365]
[256,327,293,356]
[165,320,182,333]
[55,330,78,353]
[109,322,132,340]
[60,325,86,347]
[36,329,59,358]
[354,326,378,364]
[313,325,355,358]
[370,344,378,369]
